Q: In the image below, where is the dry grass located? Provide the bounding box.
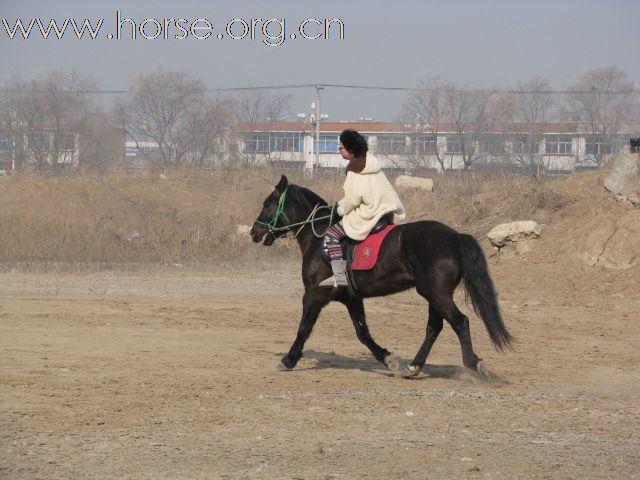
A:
[396,169,575,237]
[0,167,584,269]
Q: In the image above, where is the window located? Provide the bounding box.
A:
[245,133,270,153]
[0,134,10,155]
[140,143,159,155]
[545,135,573,154]
[511,134,541,155]
[585,137,612,156]
[414,133,438,154]
[245,132,302,153]
[27,132,49,151]
[317,134,339,153]
[477,134,506,155]
[56,133,76,152]
[377,134,407,154]
[269,132,302,152]
[446,136,464,154]
[125,145,139,156]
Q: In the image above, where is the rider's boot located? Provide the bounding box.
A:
[319,260,349,287]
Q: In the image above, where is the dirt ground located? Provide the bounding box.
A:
[1,169,640,479]
[1,254,639,480]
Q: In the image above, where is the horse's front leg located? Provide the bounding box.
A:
[339,296,399,372]
[279,290,329,370]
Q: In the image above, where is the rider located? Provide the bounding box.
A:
[319,129,407,287]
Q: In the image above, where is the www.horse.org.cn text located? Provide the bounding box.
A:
[1,11,346,47]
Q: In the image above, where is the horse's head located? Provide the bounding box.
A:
[250,175,293,246]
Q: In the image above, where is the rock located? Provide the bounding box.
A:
[576,211,640,269]
[487,221,542,248]
[576,220,615,267]
[236,225,252,236]
[515,240,533,255]
[604,146,640,205]
[395,175,433,192]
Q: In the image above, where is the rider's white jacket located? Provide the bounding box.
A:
[337,154,406,240]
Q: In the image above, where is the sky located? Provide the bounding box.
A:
[1,0,639,121]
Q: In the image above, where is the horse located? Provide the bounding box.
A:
[250,175,512,377]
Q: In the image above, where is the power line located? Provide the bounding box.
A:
[311,84,639,95]
[209,84,317,92]
[1,83,638,95]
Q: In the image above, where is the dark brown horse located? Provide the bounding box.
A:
[250,175,512,377]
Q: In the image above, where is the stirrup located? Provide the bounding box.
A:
[318,273,349,287]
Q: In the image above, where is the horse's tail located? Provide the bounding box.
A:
[457,233,513,352]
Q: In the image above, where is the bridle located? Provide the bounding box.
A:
[255,188,337,239]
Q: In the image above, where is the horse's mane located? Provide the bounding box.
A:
[289,184,328,211]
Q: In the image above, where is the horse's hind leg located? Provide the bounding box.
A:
[340,297,397,371]
[405,304,443,377]
[435,298,482,371]
[414,276,482,373]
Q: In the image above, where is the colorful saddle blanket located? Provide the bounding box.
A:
[350,225,398,271]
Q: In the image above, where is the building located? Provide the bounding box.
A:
[0,128,79,172]
[115,119,635,173]
[0,132,12,174]
[234,120,631,173]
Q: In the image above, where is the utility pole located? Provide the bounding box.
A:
[314,85,323,169]
[9,111,18,174]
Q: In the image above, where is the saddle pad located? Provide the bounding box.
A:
[351,225,398,271]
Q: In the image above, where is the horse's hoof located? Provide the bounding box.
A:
[476,360,490,378]
[278,360,293,371]
[277,361,291,371]
[384,354,403,373]
[401,364,421,378]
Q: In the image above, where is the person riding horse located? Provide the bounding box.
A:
[320,129,407,287]
[250,167,512,375]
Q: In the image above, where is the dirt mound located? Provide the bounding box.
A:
[0,167,637,276]
[538,169,640,270]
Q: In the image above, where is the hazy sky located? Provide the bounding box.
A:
[1,0,639,121]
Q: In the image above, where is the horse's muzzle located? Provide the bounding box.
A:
[250,224,275,246]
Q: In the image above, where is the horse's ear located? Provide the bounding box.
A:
[275,175,288,193]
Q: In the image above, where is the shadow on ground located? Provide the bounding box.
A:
[293,350,508,384]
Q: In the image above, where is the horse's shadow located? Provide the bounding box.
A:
[291,350,508,384]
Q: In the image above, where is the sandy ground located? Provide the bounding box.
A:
[1,256,639,480]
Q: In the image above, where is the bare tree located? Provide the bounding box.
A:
[498,77,556,178]
[178,93,234,167]
[565,65,635,166]
[235,89,290,126]
[443,85,495,170]
[401,79,496,171]
[117,70,232,169]
[77,109,125,173]
[232,89,291,165]
[400,76,451,171]
[0,71,94,171]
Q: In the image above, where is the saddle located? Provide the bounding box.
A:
[322,213,397,295]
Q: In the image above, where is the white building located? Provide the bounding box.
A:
[234,120,626,173]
